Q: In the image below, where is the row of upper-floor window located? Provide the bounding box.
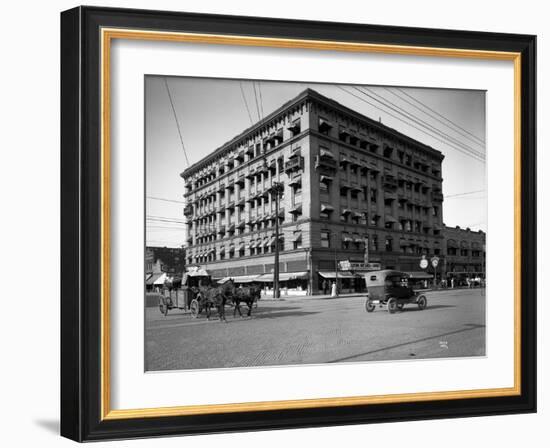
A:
[317,117,441,176]
[318,230,442,255]
[191,212,306,245]
[189,236,307,263]
[191,184,305,218]
[187,120,302,190]
[447,248,484,257]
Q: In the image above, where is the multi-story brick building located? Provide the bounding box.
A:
[181,89,445,294]
[442,225,486,282]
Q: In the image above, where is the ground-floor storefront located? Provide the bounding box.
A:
[188,248,485,295]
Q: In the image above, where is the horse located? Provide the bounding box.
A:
[230,284,261,317]
[196,284,229,321]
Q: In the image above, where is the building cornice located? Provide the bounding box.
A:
[180,88,445,180]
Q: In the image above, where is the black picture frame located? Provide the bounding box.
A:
[61,6,536,442]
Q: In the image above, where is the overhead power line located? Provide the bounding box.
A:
[337,86,485,163]
[163,77,190,167]
[258,81,264,119]
[252,82,261,121]
[359,87,485,160]
[395,87,486,145]
[147,196,186,204]
[147,216,186,225]
[384,87,485,149]
[445,189,485,198]
[239,81,254,125]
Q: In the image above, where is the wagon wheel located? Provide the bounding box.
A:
[417,295,428,310]
[387,297,397,314]
[365,300,375,313]
[159,298,168,316]
[190,299,200,318]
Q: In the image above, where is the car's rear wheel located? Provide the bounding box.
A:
[366,300,375,313]
[417,295,428,310]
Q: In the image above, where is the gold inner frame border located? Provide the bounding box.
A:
[100,27,522,421]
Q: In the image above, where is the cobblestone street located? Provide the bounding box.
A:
[145,288,485,371]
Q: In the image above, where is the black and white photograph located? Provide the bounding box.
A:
[144,77,487,372]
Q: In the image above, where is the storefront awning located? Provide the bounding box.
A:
[406,271,433,280]
[152,272,168,285]
[321,204,334,213]
[318,271,357,279]
[256,272,309,282]
[146,273,163,285]
[319,148,335,159]
[320,175,333,183]
[218,275,260,284]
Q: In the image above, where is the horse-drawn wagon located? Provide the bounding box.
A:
[158,267,210,316]
[158,267,261,321]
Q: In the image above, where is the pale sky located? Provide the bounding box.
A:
[145,77,486,248]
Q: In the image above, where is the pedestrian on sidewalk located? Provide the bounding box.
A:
[322,279,328,295]
[331,281,337,297]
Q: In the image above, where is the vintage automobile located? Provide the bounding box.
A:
[364,270,428,314]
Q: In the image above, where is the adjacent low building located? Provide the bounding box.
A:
[442,225,486,282]
[180,89,447,294]
[145,246,186,290]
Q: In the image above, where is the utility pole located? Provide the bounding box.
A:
[270,181,284,299]
[333,233,339,297]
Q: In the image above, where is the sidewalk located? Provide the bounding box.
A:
[260,292,366,302]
